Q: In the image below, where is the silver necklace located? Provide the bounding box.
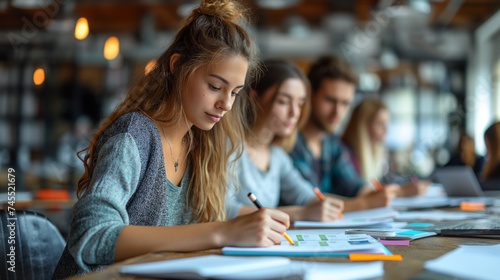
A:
[160,126,182,172]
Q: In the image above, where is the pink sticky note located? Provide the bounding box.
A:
[379,240,410,246]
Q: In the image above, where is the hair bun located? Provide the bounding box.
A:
[196,0,245,22]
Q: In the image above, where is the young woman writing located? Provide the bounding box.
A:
[227,59,344,221]
[53,1,289,278]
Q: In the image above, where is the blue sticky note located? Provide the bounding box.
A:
[398,230,426,236]
[348,240,371,245]
[408,223,434,228]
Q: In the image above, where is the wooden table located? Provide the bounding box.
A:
[71,232,500,280]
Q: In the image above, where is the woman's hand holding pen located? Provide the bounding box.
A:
[363,183,399,208]
[399,180,430,197]
[302,197,344,221]
[223,208,290,247]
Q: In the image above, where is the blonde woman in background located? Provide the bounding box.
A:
[342,98,428,196]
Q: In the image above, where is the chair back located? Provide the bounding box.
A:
[0,210,66,280]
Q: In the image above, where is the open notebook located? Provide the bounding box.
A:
[119,255,384,280]
[222,231,391,257]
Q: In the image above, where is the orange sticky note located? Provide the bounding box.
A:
[460,201,485,211]
[349,254,403,261]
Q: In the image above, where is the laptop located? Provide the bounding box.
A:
[439,219,500,238]
[432,166,498,207]
[432,166,485,197]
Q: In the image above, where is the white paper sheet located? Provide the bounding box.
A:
[119,255,290,279]
[424,244,500,280]
[119,255,385,280]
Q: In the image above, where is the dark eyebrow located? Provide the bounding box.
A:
[209,74,245,88]
[325,95,338,102]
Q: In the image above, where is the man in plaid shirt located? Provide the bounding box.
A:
[290,56,399,211]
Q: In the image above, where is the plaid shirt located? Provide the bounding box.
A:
[289,132,365,197]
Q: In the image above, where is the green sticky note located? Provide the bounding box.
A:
[296,235,304,241]
[319,234,328,241]
[319,241,329,246]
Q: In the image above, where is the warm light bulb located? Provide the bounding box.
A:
[145,60,156,74]
[74,17,89,40]
[104,36,120,60]
[33,68,45,86]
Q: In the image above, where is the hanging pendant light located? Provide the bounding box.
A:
[104,36,120,60]
[74,17,89,40]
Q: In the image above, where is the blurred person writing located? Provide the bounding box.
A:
[227,59,344,221]
[289,56,398,212]
[341,98,429,197]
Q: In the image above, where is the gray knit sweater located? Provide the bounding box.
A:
[53,112,193,279]
[226,146,316,219]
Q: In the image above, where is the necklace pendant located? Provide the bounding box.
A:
[174,162,179,172]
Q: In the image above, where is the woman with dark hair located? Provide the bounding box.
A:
[446,133,485,178]
[481,121,500,191]
[53,1,290,278]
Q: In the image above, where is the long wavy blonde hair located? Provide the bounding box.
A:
[77,0,260,223]
[342,98,387,181]
[483,122,500,180]
[247,59,311,152]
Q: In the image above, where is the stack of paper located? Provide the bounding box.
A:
[396,210,488,221]
[346,228,436,240]
[380,229,436,240]
[119,255,385,280]
[424,244,500,280]
[294,207,398,228]
[390,197,451,210]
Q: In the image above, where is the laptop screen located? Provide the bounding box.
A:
[432,166,485,197]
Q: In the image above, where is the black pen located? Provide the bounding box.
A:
[247,192,294,245]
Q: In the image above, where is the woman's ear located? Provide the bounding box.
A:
[169,53,181,73]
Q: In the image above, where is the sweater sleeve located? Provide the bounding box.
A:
[225,182,244,220]
[276,147,316,206]
[68,133,141,272]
